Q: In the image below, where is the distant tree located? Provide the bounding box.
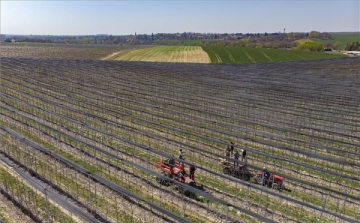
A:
[151,33,154,40]
[333,41,342,50]
[112,37,120,44]
[345,43,352,50]
[216,41,227,47]
[128,39,141,45]
[324,42,333,49]
[320,32,332,39]
[272,43,280,49]
[263,42,271,48]
[345,42,360,51]
[288,32,304,40]
[230,41,239,47]
[288,32,295,39]
[242,39,251,47]
[296,42,324,52]
[309,31,320,38]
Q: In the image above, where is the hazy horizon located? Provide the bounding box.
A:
[1,1,359,36]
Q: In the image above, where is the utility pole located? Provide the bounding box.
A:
[88,172,92,214]
[44,187,50,223]
[225,204,229,223]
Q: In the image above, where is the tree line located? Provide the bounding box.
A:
[3,31,353,52]
[345,42,360,51]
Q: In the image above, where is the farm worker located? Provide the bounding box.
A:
[179,169,186,182]
[189,165,196,181]
[234,151,240,166]
[180,161,185,170]
[242,149,247,162]
[169,157,175,166]
[225,147,230,156]
[179,149,184,160]
[178,149,185,167]
[230,141,235,156]
[169,156,175,174]
[262,167,270,183]
[225,146,230,161]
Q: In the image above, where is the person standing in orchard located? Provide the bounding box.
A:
[242,149,247,162]
[169,156,175,174]
[230,141,235,156]
[179,149,184,160]
[234,151,240,166]
[225,146,230,161]
[190,165,196,181]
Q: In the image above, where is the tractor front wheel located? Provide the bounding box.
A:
[156,177,170,186]
[254,175,263,184]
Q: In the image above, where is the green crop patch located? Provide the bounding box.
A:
[202,46,346,64]
[311,32,360,48]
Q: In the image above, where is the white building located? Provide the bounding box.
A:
[343,51,360,56]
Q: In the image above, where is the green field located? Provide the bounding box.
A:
[202,46,347,64]
[104,46,211,63]
[103,45,347,64]
[311,32,360,48]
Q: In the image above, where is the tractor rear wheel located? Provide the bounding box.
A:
[223,167,230,175]
[157,177,170,186]
[175,185,185,194]
[156,176,162,183]
[243,173,251,181]
[272,182,281,190]
[234,170,240,177]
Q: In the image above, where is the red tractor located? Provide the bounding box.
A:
[154,159,201,195]
[254,171,284,190]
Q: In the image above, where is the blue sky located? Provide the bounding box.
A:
[1,1,359,35]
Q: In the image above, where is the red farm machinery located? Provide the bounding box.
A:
[254,171,284,190]
[154,159,202,195]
